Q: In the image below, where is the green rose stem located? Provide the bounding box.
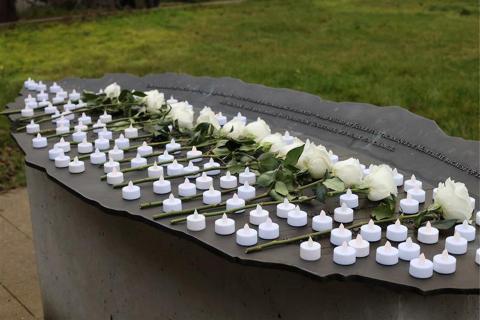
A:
[113,165,230,189]
[244,212,425,254]
[169,195,317,225]
[296,179,325,191]
[140,186,239,209]
[0,100,66,115]
[153,191,272,220]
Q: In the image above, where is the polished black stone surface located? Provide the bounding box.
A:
[6,73,480,294]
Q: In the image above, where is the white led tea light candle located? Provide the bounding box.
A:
[48,147,63,160]
[183,161,200,178]
[334,203,354,223]
[409,253,433,279]
[215,214,235,235]
[165,138,181,154]
[237,181,255,200]
[52,94,64,105]
[330,223,352,246]
[203,185,222,205]
[32,133,47,149]
[339,189,358,209]
[26,120,40,134]
[99,111,112,123]
[94,137,110,151]
[476,211,480,226]
[282,131,294,145]
[106,167,124,185]
[98,127,112,141]
[348,234,370,258]
[163,194,182,212]
[454,220,475,242]
[407,186,426,203]
[147,162,163,178]
[103,158,120,174]
[220,171,237,189]
[131,153,147,168]
[36,81,46,92]
[328,150,339,164]
[72,127,86,143]
[21,106,34,117]
[36,90,48,102]
[69,89,80,102]
[108,145,124,161]
[404,175,422,192]
[49,82,61,93]
[258,218,279,240]
[54,151,70,168]
[187,210,206,232]
[56,124,69,135]
[74,120,87,132]
[376,241,399,266]
[386,219,408,242]
[157,150,174,165]
[166,96,178,105]
[445,232,468,255]
[78,112,92,125]
[226,193,245,212]
[68,157,85,174]
[167,159,184,176]
[78,138,93,154]
[38,99,49,109]
[300,237,321,261]
[417,221,439,244]
[54,137,70,153]
[204,158,221,176]
[333,242,356,265]
[153,174,171,194]
[186,146,202,162]
[122,181,141,200]
[239,167,256,185]
[92,119,106,133]
[236,224,257,246]
[360,219,381,242]
[249,204,269,225]
[312,210,332,232]
[44,103,58,115]
[63,100,75,112]
[115,134,129,150]
[433,250,456,274]
[398,237,420,261]
[216,112,227,126]
[61,110,74,121]
[178,178,196,197]
[400,194,419,214]
[287,206,308,227]
[276,198,295,218]
[124,124,138,138]
[137,141,153,156]
[195,172,213,190]
[476,249,480,265]
[90,148,106,164]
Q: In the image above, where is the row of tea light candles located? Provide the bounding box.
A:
[22,79,480,278]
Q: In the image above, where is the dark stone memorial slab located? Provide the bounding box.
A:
[6,74,480,319]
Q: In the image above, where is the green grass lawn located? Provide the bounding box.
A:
[0,0,478,191]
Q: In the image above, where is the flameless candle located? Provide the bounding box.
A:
[94,137,110,151]
[37,90,48,102]
[328,150,339,164]
[409,253,433,279]
[226,193,245,212]
[62,112,74,121]
[194,172,213,190]
[239,167,256,185]
[446,232,468,254]
[54,151,70,168]
[78,112,92,125]
[68,157,85,174]
[334,203,354,223]
[137,141,153,156]
[386,219,408,242]
[455,220,476,241]
[237,181,255,200]
[92,120,106,133]
[78,138,93,154]
[476,211,480,226]
[63,100,75,112]
[49,82,61,93]
[157,150,174,165]
[433,250,456,274]
[234,112,247,125]
[21,106,34,117]
[360,219,382,242]
[220,171,237,189]
[166,96,178,105]
[363,164,372,177]
[404,175,422,192]
[470,197,475,209]
[51,111,61,123]
[249,204,269,225]
[114,134,129,150]
[216,112,227,126]
[349,234,370,257]
[177,178,196,197]
[276,198,295,218]
[74,121,87,132]
[26,120,40,134]
[108,145,124,161]
[282,131,294,145]
[131,153,147,168]
[203,185,222,204]
[26,98,38,109]
[99,111,112,124]
[53,138,70,153]
[300,237,321,261]
[400,194,419,214]
[77,99,87,109]
[334,241,356,265]
[48,147,63,160]
[153,174,171,194]
[215,214,235,235]
[146,161,162,178]
[417,221,439,244]
[392,168,404,187]
[376,241,399,266]
[98,128,112,141]
[32,133,47,148]
[183,161,200,178]
[258,218,279,240]
[26,79,37,90]
[287,206,307,227]
[476,248,480,265]
[107,167,124,185]
[36,81,46,92]
[398,237,420,261]
[312,210,333,232]
[236,224,257,246]
[69,89,80,102]
[72,128,86,143]
[165,138,181,154]
[330,224,352,246]
[124,124,138,138]
[56,124,69,135]
[122,181,141,200]
[38,99,49,109]
[163,194,182,212]
[186,146,202,162]
[90,148,106,164]
[204,158,221,175]
[407,186,426,203]
[186,210,206,231]
[104,158,120,173]
[167,159,184,176]
[339,189,359,209]
[44,104,58,114]
[52,95,64,105]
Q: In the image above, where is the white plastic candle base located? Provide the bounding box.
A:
[220,174,237,189]
[226,195,245,213]
[454,222,476,242]
[400,197,419,214]
[204,161,221,175]
[186,149,202,162]
[287,208,307,227]
[32,135,47,148]
[54,154,70,168]
[445,233,468,255]
[409,255,433,279]
[376,242,399,266]
[237,184,255,200]
[54,140,70,153]
[249,206,269,225]
[333,204,354,223]
[476,211,480,226]
[104,160,120,173]
[131,156,147,168]
[162,195,182,212]
[398,239,421,261]
[330,225,352,246]
[137,143,153,156]
[300,238,321,261]
[333,243,356,265]
[239,170,256,185]
[433,251,456,274]
[72,131,86,143]
[339,192,359,209]
[276,200,295,218]
[26,122,40,134]
[68,159,85,174]
[147,165,164,179]
[348,236,370,257]
[195,174,213,190]
[407,188,426,203]
[476,249,480,265]
[215,215,235,235]
[115,136,129,149]
[417,223,439,244]
[165,141,181,154]
[21,108,34,117]
[122,183,141,200]
[167,162,184,176]
[186,212,206,231]
[99,113,112,124]
[56,126,69,135]
[153,179,171,195]
[386,221,408,242]
[107,170,124,185]
[98,129,112,141]
[360,221,382,242]
[90,150,106,164]
[393,171,404,187]
[216,113,227,126]
[183,163,200,178]
[258,219,279,239]
[48,148,63,160]
[108,148,124,161]
[94,138,110,151]
[124,126,138,138]
[404,176,422,192]
[236,225,257,246]
[78,114,91,125]
[312,211,332,232]
[203,188,221,204]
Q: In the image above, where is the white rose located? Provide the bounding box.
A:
[221,118,245,140]
[104,83,121,99]
[243,117,271,142]
[296,141,331,178]
[434,178,473,221]
[196,106,220,129]
[361,164,397,201]
[143,90,165,114]
[260,133,285,153]
[167,101,194,129]
[332,158,363,187]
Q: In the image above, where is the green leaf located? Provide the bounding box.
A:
[212,147,230,156]
[315,184,328,202]
[371,196,396,221]
[284,144,304,167]
[269,190,284,201]
[323,177,345,192]
[257,152,280,172]
[257,170,276,187]
[132,90,146,97]
[427,202,441,212]
[431,219,457,230]
[275,181,289,196]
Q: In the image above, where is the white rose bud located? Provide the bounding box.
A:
[104,83,121,99]
[243,117,271,142]
[332,157,363,187]
[143,90,165,114]
[296,141,331,178]
[196,106,220,129]
[260,133,285,153]
[221,118,245,140]
[361,164,397,201]
[434,178,473,221]
[277,139,303,158]
[167,102,194,129]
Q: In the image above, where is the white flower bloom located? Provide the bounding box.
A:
[332,157,363,187]
[221,118,245,140]
[104,83,121,99]
[296,141,331,178]
[361,164,397,201]
[434,178,473,221]
[167,101,194,129]
[196,106,220,129]
[143,90,165,114]
[277,138,304,158]
[260,133,284,153]
[243,117,271,142]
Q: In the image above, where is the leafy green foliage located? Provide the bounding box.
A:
[257,152,280,172]
[190,122,215,145]
[274,181,289,196]
[284,145,304,167]
[431,219,457,230]
[315,184,328,203]
[371,196,396,221]
[323,177,345,192]
[257,170,276,187]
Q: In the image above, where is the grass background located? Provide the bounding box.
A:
[0,0,478,191]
